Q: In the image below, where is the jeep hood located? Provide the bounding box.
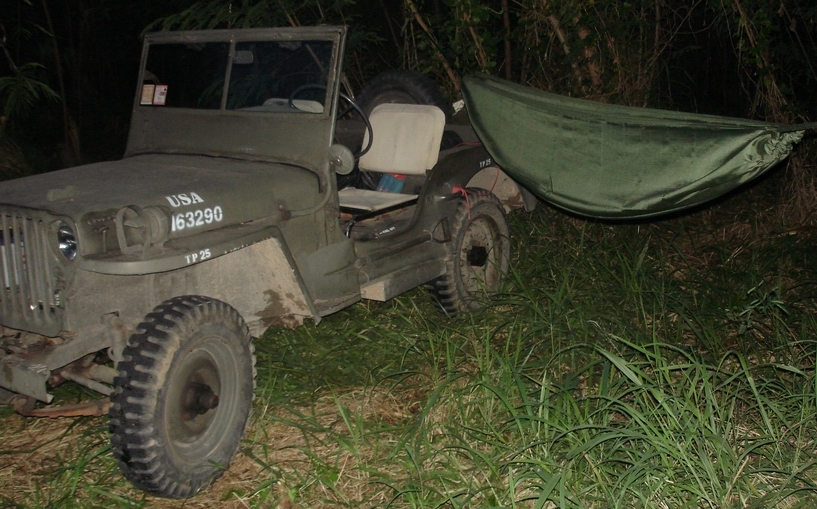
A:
[0,154,321,222]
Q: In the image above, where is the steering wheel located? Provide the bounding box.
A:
[288,84,373,157]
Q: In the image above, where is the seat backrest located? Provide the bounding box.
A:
[359,103,446,175]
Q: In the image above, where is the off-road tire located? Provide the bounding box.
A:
[109,296,256,498]
[428,190,510,314]
[356,69,452,119]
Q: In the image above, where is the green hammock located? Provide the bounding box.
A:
[462,73,816,219]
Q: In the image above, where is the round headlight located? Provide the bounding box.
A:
[57,223,77,260]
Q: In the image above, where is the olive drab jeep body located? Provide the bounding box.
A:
[0,26,532,498]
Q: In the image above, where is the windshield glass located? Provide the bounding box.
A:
[141,39,333,113]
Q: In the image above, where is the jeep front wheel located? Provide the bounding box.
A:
[428,190,510,314]
[109,296,255,498]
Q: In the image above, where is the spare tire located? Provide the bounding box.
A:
[356,70,452,120]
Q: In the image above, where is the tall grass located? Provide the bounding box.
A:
[2,184,817,508]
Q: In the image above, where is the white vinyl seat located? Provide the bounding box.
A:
[358,103,446,175]
[336,188,417,212]
[338,103,445,213]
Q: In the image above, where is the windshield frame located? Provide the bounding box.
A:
[138,32,336,114]
[134,26,345,118]
[125,26,346,169]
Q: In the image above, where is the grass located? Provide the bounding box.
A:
[3,174,817,507]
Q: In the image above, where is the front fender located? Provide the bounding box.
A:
[78,219,282,275]
[64,229,319,345]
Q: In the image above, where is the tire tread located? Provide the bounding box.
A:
[427,190,510,315]
[109,295,255,499]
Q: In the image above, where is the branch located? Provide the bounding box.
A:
[458,7,488,70]
[0,23,19,74]
[502,0,512,80]
[404,0,460,91]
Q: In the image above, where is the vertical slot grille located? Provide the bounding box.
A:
[0,210,58,328]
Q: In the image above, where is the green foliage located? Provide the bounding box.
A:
[0,63,59,123]
[148,0,321,31]
[706,0,817,222]
[0,59,59,179]
[147,0,385,86]
[76,0,817,119]
[708,0,817,122]
[399,0,815,115]
[239,193,817,508]
[402,0,706,105]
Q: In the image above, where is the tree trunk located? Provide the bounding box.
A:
[502,0,512,80]
[377,0,401,55]
[404,0,460,91]
[41,0,80,166]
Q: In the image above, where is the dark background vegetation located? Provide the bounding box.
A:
[1,0,816,220]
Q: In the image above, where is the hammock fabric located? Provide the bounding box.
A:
[462,73,816,219]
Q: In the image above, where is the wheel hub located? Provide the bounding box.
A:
[166,350,223,443]
[460,216,500,293]
[467,245,489,267]
[181,381,220,418]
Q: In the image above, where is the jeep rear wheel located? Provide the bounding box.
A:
[109,296,255,498]
[356,69,452,120]
[428,190,510,314]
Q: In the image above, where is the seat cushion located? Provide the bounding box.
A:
[359,103,446,175]
[338,188,418,212]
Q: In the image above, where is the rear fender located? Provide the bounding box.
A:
[466,167,537,212]
[424,145,535,211]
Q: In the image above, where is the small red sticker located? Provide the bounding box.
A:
[153,85,168,106]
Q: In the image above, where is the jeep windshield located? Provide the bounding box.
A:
[125,27,346,168]
[140,39,333,112]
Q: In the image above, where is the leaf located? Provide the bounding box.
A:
[0,62,60,121]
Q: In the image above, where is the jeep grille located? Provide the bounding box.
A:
[0,210,60,333]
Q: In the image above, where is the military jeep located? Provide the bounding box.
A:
[0,26,533,498]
